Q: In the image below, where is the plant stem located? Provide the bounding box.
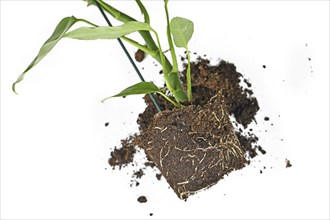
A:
[163,0,188,103]
[186,51,192,101]
[164,0,178,74]
[92,0,188,103]
[121,37,157,57]
[93,0,162,112]
[156,92,181,108]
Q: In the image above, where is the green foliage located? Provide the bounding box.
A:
[12,16,97,94]
[101,82,160,102]
[64,21,154,40]
[136,0,150,24]
[170,17,194,48]
[83,0,93,7]
[170,16,194,100]
[13,0,195,108]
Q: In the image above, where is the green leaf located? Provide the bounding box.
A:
[64,21,154,40]
[170,17,194,48]
[102,82,160,102]
[136,0,150,24]
[12,16,94,94]
[82,0,93,6]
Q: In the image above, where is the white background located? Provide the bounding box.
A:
[1,1,329,219]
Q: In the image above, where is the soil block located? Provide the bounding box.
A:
[136,93,247,199]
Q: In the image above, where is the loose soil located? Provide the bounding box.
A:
[108,55,264,199]
[135,49,145,62]
[108,137,136,169]
[286,159,292,168]
[137,196,147,203]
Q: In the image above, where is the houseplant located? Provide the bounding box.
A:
[12,0,255,199]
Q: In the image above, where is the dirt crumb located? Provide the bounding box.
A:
[137,196,147,203]
[133,169,144,179]
[257,146,267,155]
[286,159,292,168]
[108,136,136,169]
[135,49,145,62]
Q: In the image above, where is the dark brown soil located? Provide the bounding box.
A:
[137,196,147,203]
[286,159,292,168]
[135,94,247,199]
[108,137,136,169]
[135,49,145,62]
[133,169,144,179]
[108,55,263,199]
[138,57,260,158]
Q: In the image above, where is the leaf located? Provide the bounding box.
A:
[12,16,84,94]
[64,21,154,40]
[136,0,150,24]
[101,82,160,102]
[170,17,194,48]
[82,0,93,6]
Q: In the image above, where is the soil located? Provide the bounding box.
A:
[135,49,145,62]
[108,137,136,169]
[286,159,292,168]
[108,55,263,199]
[137,196,147,203]
[135,94,247,199]
[138,57,260,158]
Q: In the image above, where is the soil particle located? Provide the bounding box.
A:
[105,122,109,127]
[264,117,270,121]
[244,79,252,88]
[135,49,145,62]
[156,173,162,180]
[133,169,144,179]
[286,159,292,168]
[236,132,259,158]
[144,161,156,168]
[108,137,136,169]
[137,196,147,203]
[257,146,267,155]
[262,65,266,69]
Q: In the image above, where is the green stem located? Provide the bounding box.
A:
[93,0,187,103]
[121,37,157,57]
[94,0,158,50]
[135,0,150,24]
[186,50,192,101]
[163,0,187,102]
[164,0,178,73]
[77,18,99,27]
[151,31,176,94]
[156,92,181,108]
